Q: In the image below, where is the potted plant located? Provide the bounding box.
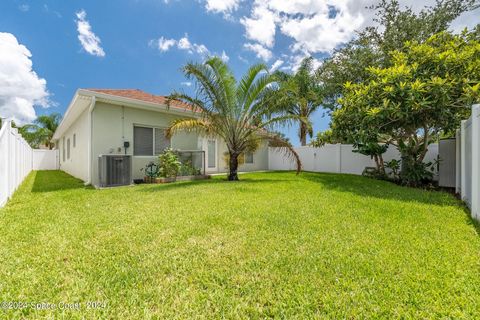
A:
[158,148,181,183]
[141,162,161,183]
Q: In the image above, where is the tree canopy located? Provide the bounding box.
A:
[331,30,479,184]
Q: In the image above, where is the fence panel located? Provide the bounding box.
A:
[464,119,473,208]
[0,121,33,207]
[456,105,480,220]
[33,150,59,170]
[269,143,439,177]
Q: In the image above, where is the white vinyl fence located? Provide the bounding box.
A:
[0,120,59,207]
[457,104,479,220]
[269,143,439,176]
[33,149,59,170]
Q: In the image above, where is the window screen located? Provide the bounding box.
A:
[155,128,171,154]
[134,126,153,155]
[245,152,254,164]
[207,140,216,168]
[67,139,71,160]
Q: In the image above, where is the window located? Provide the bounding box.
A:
[73,134,76,148]
[154,128,170,154]
[67,139,71,160]
[62,137,65,162]
[133,126,171,156]
[245,152,254,164]
[207,139,216,168]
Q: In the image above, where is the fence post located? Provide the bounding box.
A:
[336,143,342,173]
[471,104,479,220]
[460,120,467,201]
[455,129,461,194]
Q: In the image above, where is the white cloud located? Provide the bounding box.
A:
[280,5,364,53]
[149,34,228,59]
[239,0,364,54]
[238,55,249,64]
[181,81,192,87]
[151,36,176,52]
[220,50,229,62]
[177,34,210,55]
[238,0,479,58]
[244,43,272,61]
[18,4,29,12]
[269,59,284,72]
[205,0,241,14]
[75,10,105,57]
[0,33,51,125]
[240,3,277,48]
[177,35,191,50]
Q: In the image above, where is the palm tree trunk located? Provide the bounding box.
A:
[300,122,307,146]
[228,152,239,181]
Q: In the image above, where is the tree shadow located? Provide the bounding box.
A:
[31,170,89,193]
[137,176,291,193]
[300,171,462,207]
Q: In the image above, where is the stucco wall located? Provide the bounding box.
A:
[209,137,269,174]
[58,108,89,181]
[91,102,199,186]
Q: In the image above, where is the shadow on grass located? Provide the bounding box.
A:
[299,171,462,207]
[31,170,89,193]
[464,207,480,237]
[137,176,292,193]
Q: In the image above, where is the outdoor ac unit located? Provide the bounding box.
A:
[98,155,132,187]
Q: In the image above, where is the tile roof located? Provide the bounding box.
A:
[85,89,195,111]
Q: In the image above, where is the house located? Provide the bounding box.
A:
[52,89,269,187]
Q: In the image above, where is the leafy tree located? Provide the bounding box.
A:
[310,129,348,147]
[352,142,389,174]
[166,57,301,181]
[268,57,324,146]
[332,30,480,185]
[18,113,62,149]
[317,0,478,110]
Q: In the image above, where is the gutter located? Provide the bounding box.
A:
[86,96,96,185]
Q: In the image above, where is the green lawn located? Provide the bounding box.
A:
[0,171,479,318]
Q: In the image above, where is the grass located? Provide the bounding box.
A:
[0,170,479,319]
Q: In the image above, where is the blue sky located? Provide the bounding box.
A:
[0,0,478,145]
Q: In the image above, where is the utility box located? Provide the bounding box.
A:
[98,155,132,187]
[439,139,456,188]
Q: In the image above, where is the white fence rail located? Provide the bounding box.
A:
[458,104,479,220]
[269,144,439,177]
[0,120,59,208]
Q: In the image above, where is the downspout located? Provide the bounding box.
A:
[86,96,96,185]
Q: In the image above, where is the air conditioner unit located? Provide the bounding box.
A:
[98,155,132,187]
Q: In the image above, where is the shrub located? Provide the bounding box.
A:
[158,148,181,178]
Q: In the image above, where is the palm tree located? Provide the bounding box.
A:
[269,57,324,146]
[166,57,301,181]
[18,113,62,149]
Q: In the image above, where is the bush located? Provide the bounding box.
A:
[158,148,181,178]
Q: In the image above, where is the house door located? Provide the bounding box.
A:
[206,139,217,172]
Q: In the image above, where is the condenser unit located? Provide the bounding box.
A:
[98,155,132,187]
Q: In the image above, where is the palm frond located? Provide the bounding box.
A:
[165,119,213,138]
[262,133,302,174]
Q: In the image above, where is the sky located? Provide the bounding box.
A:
[0,0,478,146]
